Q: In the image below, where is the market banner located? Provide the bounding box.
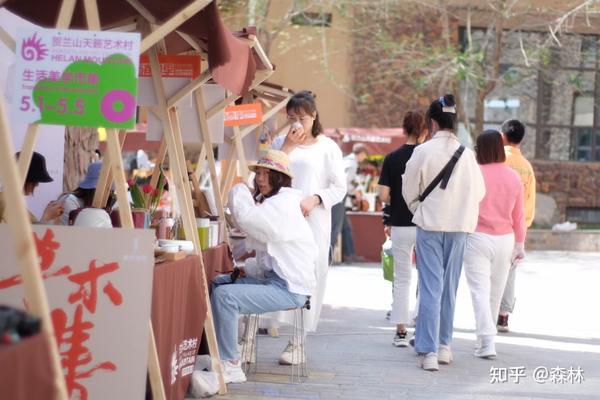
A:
[0,225,154,400]
[12,27,140,128]
[224,103,263,126]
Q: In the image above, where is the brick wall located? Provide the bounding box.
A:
[532,160,600,219]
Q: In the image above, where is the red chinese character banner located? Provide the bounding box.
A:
[0,225,155,400]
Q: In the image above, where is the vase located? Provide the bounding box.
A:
[132,209,151,229]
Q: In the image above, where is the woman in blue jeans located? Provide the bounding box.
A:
[402,94,485,371]
[211,150,317,383]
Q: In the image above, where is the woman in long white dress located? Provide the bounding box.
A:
[271,91,346,364]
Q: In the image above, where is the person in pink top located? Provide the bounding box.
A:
[463,130,526,359]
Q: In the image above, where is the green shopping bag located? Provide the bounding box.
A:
[381,238,393,282]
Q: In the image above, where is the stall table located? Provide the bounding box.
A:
[347,211,386,262]
[151,244,233,400]
[0,333,57,400]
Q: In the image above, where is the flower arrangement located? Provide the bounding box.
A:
[129,171,165,218]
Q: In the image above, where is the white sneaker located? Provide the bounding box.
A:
[474,336,496,359]
[278,341,305,365]
[392,331,409,347]
[438,345,453,365]
[222,360,247,383]
[417,352,439,371]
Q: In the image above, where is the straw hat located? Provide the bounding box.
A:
[248,149,293,178]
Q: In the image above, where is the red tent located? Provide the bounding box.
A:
[324,128,407,156]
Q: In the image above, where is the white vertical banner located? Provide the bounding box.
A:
[0,225,155,400]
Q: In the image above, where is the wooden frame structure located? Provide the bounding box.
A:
[217,82,294,202]
[0,1,278,398]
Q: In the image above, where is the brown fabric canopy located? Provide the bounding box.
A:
[3,0,257,94]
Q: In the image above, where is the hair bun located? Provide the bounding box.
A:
[442,94,455,107]
[295,90,316,100]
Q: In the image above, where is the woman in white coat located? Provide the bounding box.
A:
[272,91,346,364]
[213,150,317,383]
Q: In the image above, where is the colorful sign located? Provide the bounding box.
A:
[224,103,263,126]
[139,54,201,78]
[0,225,155,400]
[12,28,140,128]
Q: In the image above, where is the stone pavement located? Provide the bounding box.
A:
[192,251,600,400]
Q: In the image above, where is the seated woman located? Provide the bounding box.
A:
[0,151,63,223]
[212,150,317,384]
[57,161,102,225]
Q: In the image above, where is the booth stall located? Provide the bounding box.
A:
[325,128,407,262]
[0,1,275,399]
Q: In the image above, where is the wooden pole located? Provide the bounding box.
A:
[232,125,249,181]
[55,0,77,29]
[99,130,126,208]
[0,95,68,400]
[82,0,101,29]
[149,139,167,189]
[17,124,40,187]
[140,0,212,53]
[148,48,227,393]
[193,90,227,224]
[106,128,166,400]
[0,25,16,53]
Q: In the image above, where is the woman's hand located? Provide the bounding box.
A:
[41,201,63,223]
[510,242,525,268]
[281,124,306,153]
[300,195,320,217]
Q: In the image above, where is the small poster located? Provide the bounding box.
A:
[12,27,140,128]
[224,103,263,126]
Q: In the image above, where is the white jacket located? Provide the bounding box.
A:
[228,184,317,296]
[402,131,485,233]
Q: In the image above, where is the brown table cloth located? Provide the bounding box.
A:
[201,243,234,282]
[151,244,233,400]
[151,255,206,400]
[0,333,57,400]
[347,211,386,262]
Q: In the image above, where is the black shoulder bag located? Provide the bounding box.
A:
[418,145,465,202]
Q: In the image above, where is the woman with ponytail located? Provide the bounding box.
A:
[271,91,346,365]
[402,94,485,371]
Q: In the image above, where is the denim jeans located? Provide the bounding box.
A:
[211,270,307,361]
[414,228,467,354]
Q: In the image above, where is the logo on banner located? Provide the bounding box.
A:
[170,337,199,385]
[21,33,49,60]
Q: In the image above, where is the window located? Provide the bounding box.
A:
[567,207,600,225]
[459,28,600,161]
[291,12,332,27]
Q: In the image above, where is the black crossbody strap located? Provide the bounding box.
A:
[418,145,465,202]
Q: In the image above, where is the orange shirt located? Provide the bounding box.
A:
[504,146,536,228]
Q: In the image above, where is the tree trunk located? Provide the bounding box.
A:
[473,90,486,143]
[63,127,98,191]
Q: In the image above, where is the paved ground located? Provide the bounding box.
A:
[194,251,600,400]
